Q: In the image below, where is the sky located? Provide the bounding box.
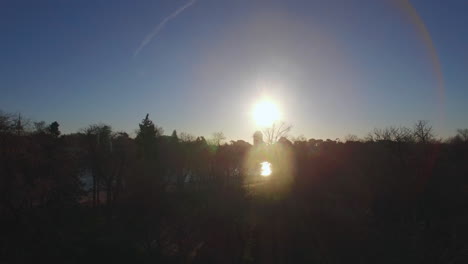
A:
[1,0,467,142]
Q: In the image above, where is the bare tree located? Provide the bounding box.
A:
[373,127,392,141]
[0,111,13,132]
[373,126,414,143]
[391,126,414,143]
[180,132,195,142]
[344,134,359,142]
[364,132,374,142]
[456,128,468,142]
[33,121,47,133]
[263,121,292,144]
[413,120,434,144]
[210,131,226,146]
[12,114,31,135]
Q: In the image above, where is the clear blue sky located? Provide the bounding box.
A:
[1,0,467,141]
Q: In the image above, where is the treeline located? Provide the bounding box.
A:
[1,110,468,263]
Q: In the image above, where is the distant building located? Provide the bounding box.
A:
[253,131,264,146]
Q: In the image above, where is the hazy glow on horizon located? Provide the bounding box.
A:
[252,99,281,127]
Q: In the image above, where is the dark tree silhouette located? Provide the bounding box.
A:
[48,121,61,137]
[136,114,162,158]
[1,110,468,263]
[13,114,24,135]
[33,121,47,133]
[413,120,434,143]
[171,129,179,142]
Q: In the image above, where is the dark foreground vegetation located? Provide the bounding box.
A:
[1,111,468,263]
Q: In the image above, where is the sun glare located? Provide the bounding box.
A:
[260,161,272,177]
[252,100,280,127]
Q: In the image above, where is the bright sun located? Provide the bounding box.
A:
[252,100,280,127]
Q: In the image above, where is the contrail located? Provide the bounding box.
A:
[134,0,197,57]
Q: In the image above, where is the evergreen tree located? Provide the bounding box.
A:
[48,121,61,137]
[171,129,179,142]
[136,114,161,158]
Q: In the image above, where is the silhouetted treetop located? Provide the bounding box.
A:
[135,114,163,158]
[137,114,162,139]
[171,129,179,142]
[48,121,61,137]
[413,120,434,143]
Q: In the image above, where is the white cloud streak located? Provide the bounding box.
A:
[134,0,197,57]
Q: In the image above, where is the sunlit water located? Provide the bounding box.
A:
[260,161,272,177]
